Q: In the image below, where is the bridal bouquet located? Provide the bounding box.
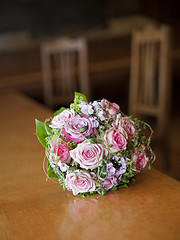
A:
[35,92,155,196]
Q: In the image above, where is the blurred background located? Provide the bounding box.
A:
[0,0,179,180]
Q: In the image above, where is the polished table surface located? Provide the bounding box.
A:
[0,91,180,240]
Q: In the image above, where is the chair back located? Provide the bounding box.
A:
[41,37,90,108]
[129,24,171,137]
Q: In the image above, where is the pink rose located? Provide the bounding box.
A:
[104,127,127,153]
[70,140,106,170]
[50,109,75,129]
[134,151,149,172]
[120,117,136,140]
[101,99,119,118]
[50,138,70,163]
[62,116,95,143]
[65,170,96,195]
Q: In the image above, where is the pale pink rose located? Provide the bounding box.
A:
[70,140,106,170]
[50,109,75,129]
[62,116,95,143]
[50,138,70,163]
[65,170,96,195]
[120,117,136,140]
[104,127,127,153]
[101,98,119,118]
[134,151,149,172]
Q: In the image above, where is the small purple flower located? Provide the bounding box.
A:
[92,101,106,121]
[96,110,106,121]
[112,155,120,161]
[89,117,99,128]
[106,162,116,176]
[79,101,94,116]
[100,176,118,190]
[100,158,128,190]
[58,162,69,172]
[92,100,103,108]
[112,156,128,175]
[100,161,119,190]
[118,157,127,174]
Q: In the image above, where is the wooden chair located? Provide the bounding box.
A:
[41,37,90,108]
[128,24,172,168]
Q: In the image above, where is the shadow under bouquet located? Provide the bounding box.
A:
[35,92,155,196]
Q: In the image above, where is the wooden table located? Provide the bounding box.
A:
[0,91,180,240]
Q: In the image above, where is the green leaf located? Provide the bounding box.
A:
[112,186,118,191]
[98,189,107,196]
[74,92,88,104]
[134,139,138,147]
[88,138,96,144]
[44,123,53,136]
[130,178,136,182]
[35,119,48,148]
[70,92,88,112]
[46,161,58,180]
[98,104,102,109]
[54,107,67,116]
[119,184,128,189]
[101,189,107,196]
[74,172,78,180]
[148,162,151,171]
[80,126,87,132]
[100,165,108,178]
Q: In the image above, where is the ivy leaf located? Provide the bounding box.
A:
[46,161,58,180]
[35,119,48,148]
[54,107,67,116]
